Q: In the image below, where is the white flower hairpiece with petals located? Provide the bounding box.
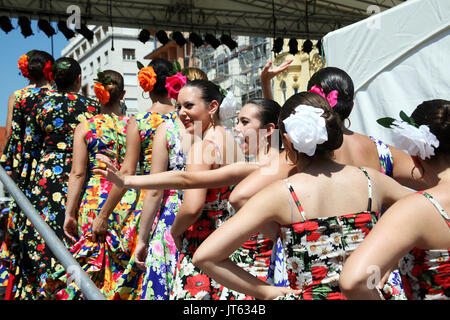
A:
[377,111,439,160]
[283,104,328,156]
[391,120,439,160]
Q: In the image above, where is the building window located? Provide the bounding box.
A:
[95,30,101,43]
[97,56,101,67]
[122,48,136,61]
[90,61,94,75]
[123,73,138,86]
[104,51,109,65]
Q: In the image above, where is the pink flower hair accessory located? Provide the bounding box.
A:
[309,85,339,108]
[165,72,187,100]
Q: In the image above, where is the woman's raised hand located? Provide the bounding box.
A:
[93,154,125,188]
[261,59,293,82]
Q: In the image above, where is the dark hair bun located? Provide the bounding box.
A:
[28,50,54,81]
[53,57,81,91]
[149,58,172,96]
[412,99,450,156]
[103,70,124,103]
[307,67,354,120]
[280,91,344,156]
[320,108,344,152]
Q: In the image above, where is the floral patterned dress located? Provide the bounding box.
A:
[170,184,237,300]
[140,117,185,300]
[369,136,393,177]
[229,234,273,283]
[1,91,99,300]
[112,110,178,300]
[0,88,55,297]
[14,93,100,300]
[269,167,380,300]
[45,114,137,300]
[398,191,450,300]
[369,136,406,300]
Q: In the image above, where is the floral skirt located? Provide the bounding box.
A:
[141,190,181,300]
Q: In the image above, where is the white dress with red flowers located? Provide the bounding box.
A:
[170,184,241,300]
[398,191,450,300]
[268,167,382,300]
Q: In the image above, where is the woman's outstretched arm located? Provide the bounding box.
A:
[94,154,259,191]
[193,180,301,299]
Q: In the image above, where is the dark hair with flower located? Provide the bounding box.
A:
[17,50,35,80]
[53,57,81,92]
[307,67,354,120]
[279,91,343,157]
[94,70,124,105]
[42,60,54,81]
[165,60,188,100]
[93,71,112,104]
[377,103,448,160]
[18,50,54,82]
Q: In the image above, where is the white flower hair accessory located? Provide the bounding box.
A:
[283,104,328,156]
[377,111,439,160]
[219,90,239,120]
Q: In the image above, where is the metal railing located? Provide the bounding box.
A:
[0,166,105,300]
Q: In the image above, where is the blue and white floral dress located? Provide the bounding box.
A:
[140,117,186,300]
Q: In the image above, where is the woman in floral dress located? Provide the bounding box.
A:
[137,116,186,300]
[0,51,56,299]
[192,91,413,300]
[96,97,284,299]
[45,70,135,299]
[166,80,245,300]
[5,50,40,142]
[257,65,424,299]
[92,59,177,299]
[12,57,100,300]
[99,80,239,300]
[340,99,450,300]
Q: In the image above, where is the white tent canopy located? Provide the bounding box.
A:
[323,0,450,146]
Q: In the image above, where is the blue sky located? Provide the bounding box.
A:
[0,18,69,127]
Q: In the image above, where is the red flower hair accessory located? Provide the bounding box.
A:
[18,54,32,80]
[43,60,54,81]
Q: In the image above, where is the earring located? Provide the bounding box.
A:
[210,114,216,128]
[410,164,424,180]
[345,118,351,128]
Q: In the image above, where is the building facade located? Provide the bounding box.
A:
[61,26,156,115]
[188,35,323,125]
[271,39,324,105]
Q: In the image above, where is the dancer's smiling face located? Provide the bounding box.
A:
[177,85,216,135]
[234,103,264,156]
